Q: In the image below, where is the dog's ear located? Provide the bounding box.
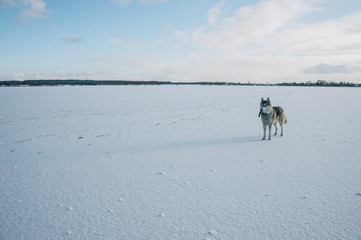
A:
[261,97,264,102]
[267,97,270,103]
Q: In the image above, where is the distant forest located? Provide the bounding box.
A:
[0,79,360,87]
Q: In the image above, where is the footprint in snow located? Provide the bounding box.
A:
[158,172,165,175]
[14,138,32,143]
[356,192,361,196]
[96,133,111,138]
[208,230,218,236]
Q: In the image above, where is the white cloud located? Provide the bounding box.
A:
[0,0,17,7]
[84,0,361,83]
[207,0,225,25]
[272,11,361,57]
[170,0,361,82]
[0,73,25,80]
[21,0,48,19]
[304,63,349,74]
[185,0,321,54]
[0,0,48,19]
[174,31,189,44]
[303,62,361,74]
[0,72,94,81]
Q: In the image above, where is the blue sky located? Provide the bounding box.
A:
[1,0,361,83]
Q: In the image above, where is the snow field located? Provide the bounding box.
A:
[1,85,361,239]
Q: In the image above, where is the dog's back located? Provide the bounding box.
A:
[273,106,283,118]
[273,106,287,124]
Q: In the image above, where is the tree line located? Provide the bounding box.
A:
[0,79,359,87]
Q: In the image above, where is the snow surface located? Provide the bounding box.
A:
[1,85,361,239]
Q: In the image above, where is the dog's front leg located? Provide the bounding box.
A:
[262,123,267,140]
[268,124,272,140]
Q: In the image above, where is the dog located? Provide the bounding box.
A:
[259,97,287,140]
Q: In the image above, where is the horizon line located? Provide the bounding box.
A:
[0,79,360,87]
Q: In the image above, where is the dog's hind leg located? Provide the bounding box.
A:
[273,122,278,136]
[279,120,284,136]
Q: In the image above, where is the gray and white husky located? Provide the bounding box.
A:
[259,97,287,140]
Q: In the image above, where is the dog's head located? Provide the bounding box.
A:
[260,97,272,114]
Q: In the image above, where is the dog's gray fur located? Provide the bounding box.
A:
[259,97,287,140]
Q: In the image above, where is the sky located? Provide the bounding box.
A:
[1,0,361,83]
